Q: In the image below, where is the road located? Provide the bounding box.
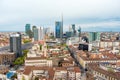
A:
[0,42,34,51]
[67,46,86,80]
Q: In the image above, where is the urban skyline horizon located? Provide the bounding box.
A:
[0,20,120,32]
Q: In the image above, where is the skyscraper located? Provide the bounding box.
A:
[33,27,39,41]
[33,27,44,41]
[72,24,76,36]
[38,27,44,40]
[55,21,63,38]
[10,33,22,58]
[89,32,100,42]
[78,26,81,42]
[25,24,31,35]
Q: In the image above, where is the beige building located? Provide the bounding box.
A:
[76,52,118,69]
[25,57,53,67]
[0,65,9,74]
[88,63,120,80]
[18,66,81,80]
[0,51,15,65]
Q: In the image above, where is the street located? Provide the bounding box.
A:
[67,46,86,80]
[0,42,34,51]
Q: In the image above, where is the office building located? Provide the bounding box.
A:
[10,33,22,57]
[89,32,100,42]
[25,24,31,35]
[33,27,44,41]
[78,43,92,51]
[33,27,38,41]
[32,26,36,31]
[55,21,63,38]
[72,24,76,36]
[66,31,72,38]
[78,27,81,42]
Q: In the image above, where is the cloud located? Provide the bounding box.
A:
[0,0,120,31]
[79,21,120,28]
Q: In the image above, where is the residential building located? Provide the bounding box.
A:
[66,37,79,45]
[0,51,15,65]
[25,57,53,67]
[0,65,9,74]
[19,66,81,80]
[88,63,120,80]
[68,45,119,69]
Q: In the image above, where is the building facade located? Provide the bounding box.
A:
[72,24,76,36]
[33,27,39,41]
[25,57,53,67]
[0,51,15,65]
[55,21,63,38]
[33,27,44,41]
[10,33,22,57]
[89,32,100,42]
[25,24,31,34]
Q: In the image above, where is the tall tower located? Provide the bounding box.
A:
[10,33,22,58]
[33,27,44,41]
[55,14,63,39]
[72,24,76,36]
[25,24,31,34]
[55,22,62,38]
[33,27,39,41]
[78,26,81,42]
[38,27,44,40]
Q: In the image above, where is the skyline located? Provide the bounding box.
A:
[0,0,120,31]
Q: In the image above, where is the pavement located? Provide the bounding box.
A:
[0,42,34,52]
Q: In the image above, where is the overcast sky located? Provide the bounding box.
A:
[0,0,120,31]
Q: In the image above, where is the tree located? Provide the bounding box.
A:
[39,45,42,50]
[34,76,39,80]
[23,50,29,57]
[14,57,24,65]
[22,76,25,80]
[13,50,29,65]
[23,39,31,43]
[11,73,17,80]
[107,68,114,72]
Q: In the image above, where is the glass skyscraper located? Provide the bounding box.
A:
[33,27,39,41]
[10,33,22,58]
[25,24,31,34]
[89,32,100,42]
[55,21,63,38]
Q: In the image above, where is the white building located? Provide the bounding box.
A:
[33,27,44,41]
[66,37,79,45]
